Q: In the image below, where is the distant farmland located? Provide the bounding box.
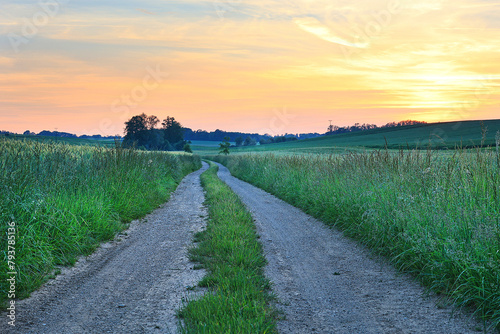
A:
[208,119,500,155]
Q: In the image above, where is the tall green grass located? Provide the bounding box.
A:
[0,138,201,304]
[179,162,277,333]
[213,148,500,330]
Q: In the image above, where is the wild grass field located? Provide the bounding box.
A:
[213,144,500,329]
[0,138,201,305]
[1,134,119,148]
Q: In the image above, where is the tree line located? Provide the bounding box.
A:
[326,120,427,135]
[9,117,428,151]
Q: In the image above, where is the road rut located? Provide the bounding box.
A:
[215,162,488,334]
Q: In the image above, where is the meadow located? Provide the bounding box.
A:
[213,144,500,330]
[0,138,201,304]
[2,134,119,148]
[193,119,500,156]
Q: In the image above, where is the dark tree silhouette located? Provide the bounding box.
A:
[124,113,149,147]
[235,136,244,147]
[183,143,193,153]
[243,136,256,146]
[146,115,160,130]
[123,114,185,150]
[162,116,184,146]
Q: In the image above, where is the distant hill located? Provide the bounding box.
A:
[38,130,78,138]
[35,130,118,140]
[229,119,500,153]
[4,119,499,151]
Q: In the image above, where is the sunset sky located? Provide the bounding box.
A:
[1,0,499,136]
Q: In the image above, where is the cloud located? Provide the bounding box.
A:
[135,8,156,15]
[294,17,369,48]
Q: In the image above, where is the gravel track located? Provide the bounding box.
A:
[215,162,490,334]
[2,160,493,334]
[1,163,209,334]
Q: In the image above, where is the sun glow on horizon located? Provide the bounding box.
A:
[0,0,499,135]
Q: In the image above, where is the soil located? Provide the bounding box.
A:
[1,163,209,334]
[215,162,493,334]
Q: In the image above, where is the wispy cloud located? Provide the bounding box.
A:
[294,17,369,48]
[135,8,156,15]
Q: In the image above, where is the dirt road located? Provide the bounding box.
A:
[215,162,489,334]
[1,163,209,334]
[2,161,492,334]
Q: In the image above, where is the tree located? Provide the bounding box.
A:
[124,113,148,147]
[124,113,185,150]
[146,115,159,130]
[327,124,339,134]
[183,143,192,153]
[235,136,244,147]
[162,116,184,145]
[148,128,165,149]
[219,136,231,155]
[243,136,256,146]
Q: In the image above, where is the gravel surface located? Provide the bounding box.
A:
[215,162,491,334]
[2,161,494,334]
[1,163,208,334]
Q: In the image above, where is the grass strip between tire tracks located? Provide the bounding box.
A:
[179,161,278,334]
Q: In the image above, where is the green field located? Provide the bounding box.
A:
[190,140,236,154]
[0,134,119,148]
[195,119,500,155]
[0,138,201,304]
[189,140,235,147]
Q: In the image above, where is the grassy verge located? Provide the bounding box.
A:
[179,162,277,333]
[0,138,201,304]
[213,149,500,331]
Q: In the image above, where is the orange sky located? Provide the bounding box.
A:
[1,0,499,136]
